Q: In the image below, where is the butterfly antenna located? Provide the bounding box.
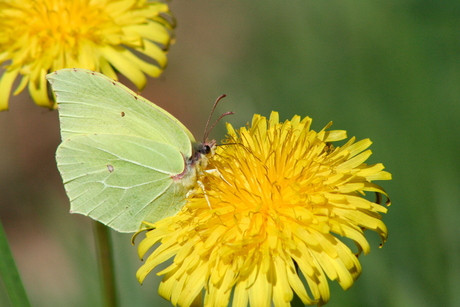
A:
[204,111,234,142]
[203,94,233,142]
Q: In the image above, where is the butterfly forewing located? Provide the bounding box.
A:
[47,68,195,157]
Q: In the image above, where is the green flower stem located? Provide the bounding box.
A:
[0,219,31,307]
[94,221,118,307]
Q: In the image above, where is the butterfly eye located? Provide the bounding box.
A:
[201,145,211,155]
[194,143,212,156]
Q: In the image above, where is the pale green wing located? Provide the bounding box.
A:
[47,68,199,232]
[57,134,194,232]
[46,68,195,157]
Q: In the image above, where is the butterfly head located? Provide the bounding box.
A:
[190,140,216,166]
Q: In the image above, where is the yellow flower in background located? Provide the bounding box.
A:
[136,112,392,307]
[0,0,174,110]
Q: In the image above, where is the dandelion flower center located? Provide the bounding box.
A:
[137,112,392,307]
[29,2,114,56]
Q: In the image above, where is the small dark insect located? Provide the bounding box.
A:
[107,165,114,173]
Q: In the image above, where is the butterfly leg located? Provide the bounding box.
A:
[197,180,213,210]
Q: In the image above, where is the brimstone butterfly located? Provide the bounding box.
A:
[47,68,214,233]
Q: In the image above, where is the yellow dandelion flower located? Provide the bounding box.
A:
[0,0,174,110]
[136,112,392,307]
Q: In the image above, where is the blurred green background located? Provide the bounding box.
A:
[1,0,459,306]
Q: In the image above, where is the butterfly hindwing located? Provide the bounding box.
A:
[56,134,191,232]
